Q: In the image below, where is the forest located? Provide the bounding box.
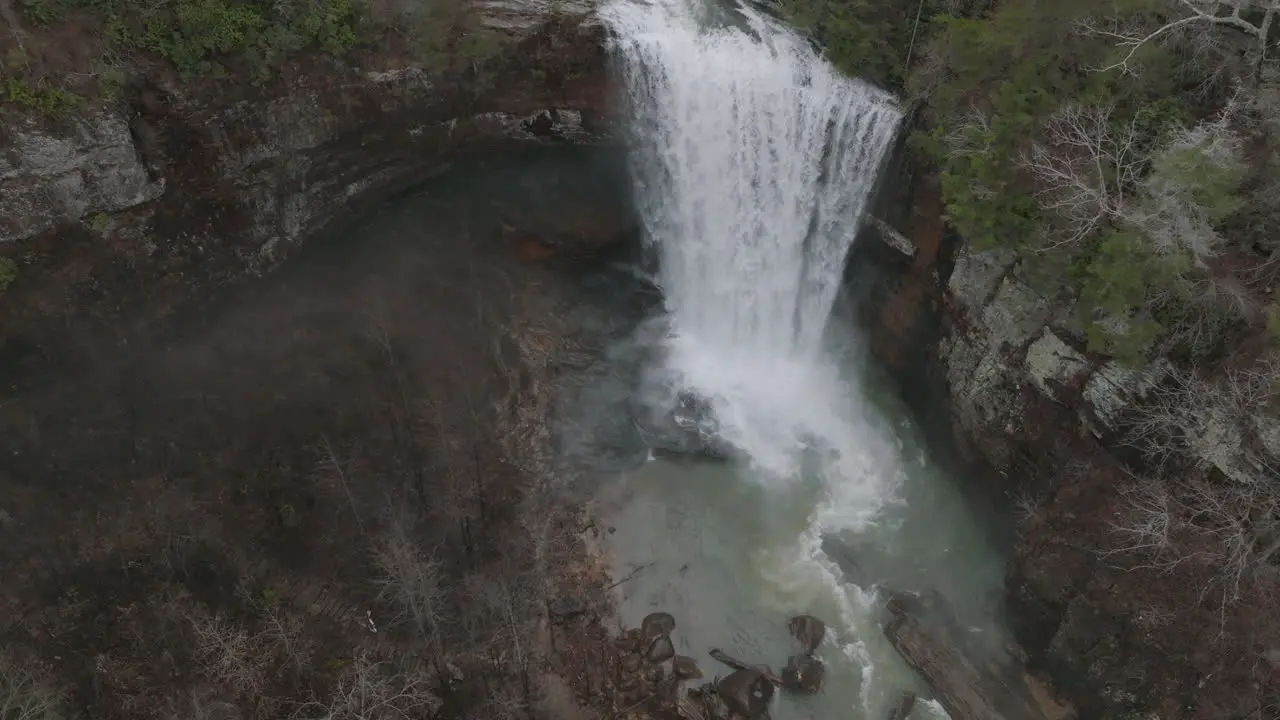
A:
[786,0,1280,679]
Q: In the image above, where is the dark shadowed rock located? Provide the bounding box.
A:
[781,653,825,694]
[717,669,775,718]
[673,655,704,680]
[641,611,676,639]
[614,627,643,653]
[645,634,676,664]
[788,614,827,653]
[690,682,731,720]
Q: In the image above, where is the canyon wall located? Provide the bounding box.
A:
[0,3,613,384]
[857,149,1280,720]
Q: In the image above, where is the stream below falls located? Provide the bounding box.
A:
[560,282,1011,720]
[556,0,1017,717]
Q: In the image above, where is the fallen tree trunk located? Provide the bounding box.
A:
[708,649,783,686]
[883,590,1051,720]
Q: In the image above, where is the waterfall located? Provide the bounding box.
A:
[604,0,900,360]
[595,7,980,717]
[604,0,901,476]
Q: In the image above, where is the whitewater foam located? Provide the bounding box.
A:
[605,0,900,481]
[605,0,899,361]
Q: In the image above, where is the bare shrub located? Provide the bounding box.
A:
[1124,358,1279,472]
[1111,356,1280,610]
[1108,471,1280,612]
[290,653,442,720]
[188,594,315,700]
[1105,477,1181,568]
[0,654,64,720]
[189,613,272,697]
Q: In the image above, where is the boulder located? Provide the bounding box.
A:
[645,634,675,664]
[717,669,775,718]
[640,611,676,640]
[673,655,704,680]
[636,390,734,461]
[788,614,827,653]
[781,653,824,694]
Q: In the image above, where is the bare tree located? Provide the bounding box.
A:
[1083,0,1279,77]
[1019,103,1143,248]
[371,512,450,671]
[1105,476,1182,567]
[188,613,272,698]
[290,653,442,720]
[1122,101,1248,265]
[0,654,64,720]
[1108,469,1280,613]
[1110,356,1280,611]
[1124,357,1278,471]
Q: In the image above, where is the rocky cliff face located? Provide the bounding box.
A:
[0,3,613,385]
[860,154,1280,719]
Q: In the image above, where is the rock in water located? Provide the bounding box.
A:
[717,669,775,718]
[781,653,824,694]
[645,634,676,664]
[673,655,704,680]
[641,611,676,640]
[636,390,734,461]
[788,614,827,653]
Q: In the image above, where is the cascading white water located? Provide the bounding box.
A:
[597,3,948,717]
[604,0,902,477]
[605,0,900,360]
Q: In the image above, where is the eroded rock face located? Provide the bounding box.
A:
[860,169,1280,719]
[1,112,166,243]
[0,2,614,378]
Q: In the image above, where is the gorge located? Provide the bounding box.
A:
[3,0,1279,718]
[580,0,1007,717]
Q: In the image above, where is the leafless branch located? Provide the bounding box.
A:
[371,512,449,664]
[0,654,64,720]
[188,613,271,697]
[1019,103,1142,249]
[290,653,442,720]
[1122,103,1247,265]
[1081,0,1279,77]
